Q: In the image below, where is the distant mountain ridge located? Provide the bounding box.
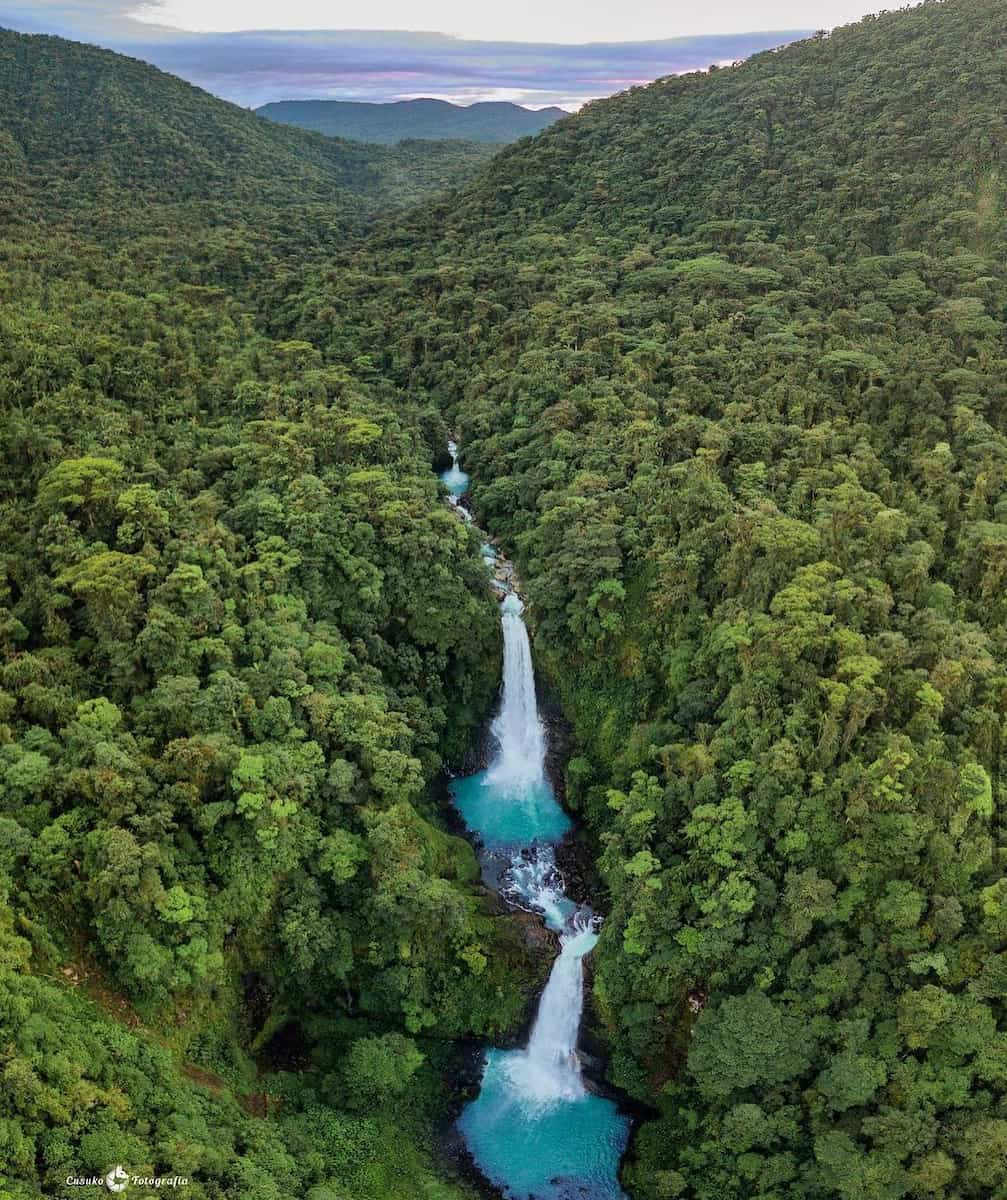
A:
[257,98,567,144]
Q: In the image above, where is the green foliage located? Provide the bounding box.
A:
[8,1,1007,1196]
[0,26,524,1200]
[0,29,495,250]
[0,885,478,1200]
[285,1,1007,1195]
[688,992,813,1098]
[341,1034,424,1109]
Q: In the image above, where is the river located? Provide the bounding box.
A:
[440,442,629,1200]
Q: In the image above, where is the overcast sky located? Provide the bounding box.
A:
[133,0,888,41]
[1,0,896,108]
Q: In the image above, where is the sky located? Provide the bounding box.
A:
[0,0,892,108]
[118,29,820,108]
[132,0,885,42]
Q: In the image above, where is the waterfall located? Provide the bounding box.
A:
[446,437,629,1198]
[507,917,598,1104]
[441,439,472,519]
[503,850,571,929]
[485,594,546,793]
[485,595,593,1106]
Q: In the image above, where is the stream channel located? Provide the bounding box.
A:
[440,442,630,1200]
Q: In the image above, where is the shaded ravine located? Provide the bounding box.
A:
[440,442,629,1200]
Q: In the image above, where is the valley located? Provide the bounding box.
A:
[1,3,1007,1198]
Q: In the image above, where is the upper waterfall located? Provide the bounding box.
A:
[442,439,472,519]
[486,594,546,793]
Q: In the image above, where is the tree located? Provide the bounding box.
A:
[689,993,813,1098]
[340,1034,424,1110]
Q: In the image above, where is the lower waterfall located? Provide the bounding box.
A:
[507,916,597,1104]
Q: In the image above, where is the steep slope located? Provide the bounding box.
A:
[0,28,545,1200]
[257,98,566,144]
[291,2,1007,1197]
[0,28,494,242]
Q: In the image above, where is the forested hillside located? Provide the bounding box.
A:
[6,3,1007,1198]
[257,99,566,145]
[286,1,1007,1196]
[0,30,494,251]
[0,28,542,1200]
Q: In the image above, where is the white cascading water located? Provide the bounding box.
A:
[504,851,570,929]
[486,594,547,792]
[507,917,598,1103]
[483,588,594,1106]
[449,439,629,1197]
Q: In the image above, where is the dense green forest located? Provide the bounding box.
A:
[0,26,544,1200]
[4,1,1007,1198]
[0,32,495,250]
[283,1,1007,1196]
[256,100,566,146]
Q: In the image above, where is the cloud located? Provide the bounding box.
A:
[134,0,879,43]
[127,29,815,108]
[0,4,813,108]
